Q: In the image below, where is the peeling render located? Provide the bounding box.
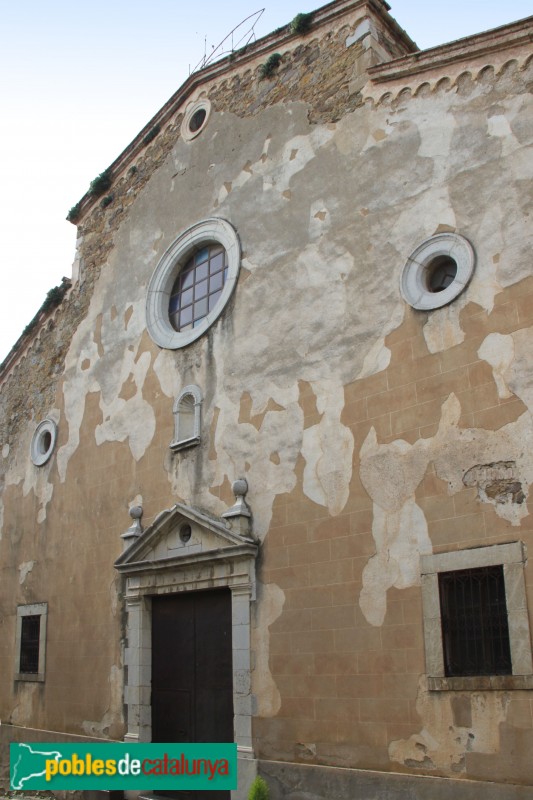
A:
[360,376,533,627]
[252,583,285,717]
[23,58,532,542]
[463,461,525,508]
[302,381,354,516]
[2,408,60,527]
[0,4,532,793]
[389,676,509,772]
[18,561,34,585]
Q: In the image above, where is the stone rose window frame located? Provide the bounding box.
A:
[145,218,241,350]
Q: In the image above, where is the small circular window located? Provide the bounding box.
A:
[181,99,211,141]
[400,233,475,310]
[30,419,58,466]
[146,218,241,349]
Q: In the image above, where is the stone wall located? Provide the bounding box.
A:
[1,0,532,794]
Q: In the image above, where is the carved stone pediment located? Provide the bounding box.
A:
[114,502,258,583]
[115,501,258,754]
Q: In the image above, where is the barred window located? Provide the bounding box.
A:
[439,565,512,677]
[420,542,533,690]
[15,603,47,681]
[20,615,41,673]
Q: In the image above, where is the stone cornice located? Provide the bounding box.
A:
[367,15,533,85]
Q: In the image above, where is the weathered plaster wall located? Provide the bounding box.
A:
[0,1,532,790]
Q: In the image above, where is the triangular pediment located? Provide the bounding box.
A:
[115,502,257,574]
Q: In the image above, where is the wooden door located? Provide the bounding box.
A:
[151,589,233,799]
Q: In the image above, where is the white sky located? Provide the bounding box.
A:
[1,0,531,363]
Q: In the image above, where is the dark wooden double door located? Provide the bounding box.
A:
[152,589,233,799]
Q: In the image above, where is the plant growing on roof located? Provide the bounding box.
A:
[290,12,313,34]
[66,203,81,222]
[259,53,282,79]
[42,286,64,312]
[89,168,113,197]
[248,775,269,800]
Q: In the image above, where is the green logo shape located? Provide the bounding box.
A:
[11,742,237,790]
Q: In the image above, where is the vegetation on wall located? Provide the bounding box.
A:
[290,12,313,34]
[259,53,282,79]
[66,203,82,223]
[100,194,114,209]
[19,279,72,340]
[89,168,113,197]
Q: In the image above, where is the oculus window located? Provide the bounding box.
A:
[181,99,211,141]
[146,218,241,349]
[30,419,57,466]
[400,232,475,310]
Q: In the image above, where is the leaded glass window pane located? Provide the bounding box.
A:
[169,245,229,332]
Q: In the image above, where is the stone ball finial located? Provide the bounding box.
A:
[222,478,251,536]
[232,478,248,498]
[122,504,143,551]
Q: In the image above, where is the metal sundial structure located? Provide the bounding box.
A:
[190,8,265,74]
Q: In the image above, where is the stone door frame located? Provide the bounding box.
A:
[115,504,258,785]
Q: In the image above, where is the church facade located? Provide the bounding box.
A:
[1,1,533,797]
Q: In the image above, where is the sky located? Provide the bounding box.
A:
[1,0,531,364]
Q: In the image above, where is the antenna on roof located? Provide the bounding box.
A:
[189,9,265,75]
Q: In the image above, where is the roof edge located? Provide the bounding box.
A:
[368,14,533,83]
[68,0,417,225]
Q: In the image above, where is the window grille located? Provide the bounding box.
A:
[20,614,40,673]
[438,565,512,677]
